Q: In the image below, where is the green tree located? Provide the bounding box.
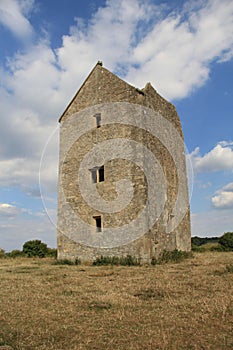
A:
[219,232,233,251]
[22,240,48,258]
[8,249,24,258]
[0,248,6,258]
[47,248,57,258]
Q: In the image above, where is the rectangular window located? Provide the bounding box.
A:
[94,113,101,128]
[89,165,104,183]
[98,165,104,182]
[93,216,102,232]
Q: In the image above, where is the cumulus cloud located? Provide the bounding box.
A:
[219,141,233,147]
[126,0,233,99]
[0,0,34,40]
[52,0,233,100]
[212,183,233,209]
[189,141,233,173]
[191,208,233,236]
[0,202,46,218]
[0,158,41,186]
[0,210,56,250]
[0,203,20,217]
[0,200,57,250]
[0,135,59,192]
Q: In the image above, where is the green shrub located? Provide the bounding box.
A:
[191,244,206,252]
[191,236,219,247]
[8,249,24,258]
[22,240,48,258]
[192,242,221,252]
[93,255,141,266]
[119,255,141,266]
[157,249,193,264]
[210,244,228,252]
[219,232,233,251]
[93,256,114,266]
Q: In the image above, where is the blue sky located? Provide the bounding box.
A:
[0,0,233,251]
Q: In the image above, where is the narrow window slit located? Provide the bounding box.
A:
[94,113,101,128]
[93,216,102,232]
[98,165,104,182]
[89,165,104,183]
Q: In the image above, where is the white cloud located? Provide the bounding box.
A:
[0,158,40,186]
[0,212,56,251]
[219,140,233,147]
[0,200,57,250]
[55,0,233,100]
[4,42,64,121]
[0,0,34,40]
[189,141,233,173]
[0,203,20,217]
[212,183,233,209]
[191,208,233,237]
[0,202,47,218]
[221,183,233,191]
[55,0,156,99]
[0,141,59,192]
[0,43,60,193]
[126,0,233,99]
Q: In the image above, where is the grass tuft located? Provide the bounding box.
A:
[89,302,112,310]
[134,288,165,300]
[92,255,141,266]
[152,249,193,265]
[53,258,81,265]
[226,264,233,273]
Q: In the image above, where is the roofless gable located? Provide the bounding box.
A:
[59,62,182,135]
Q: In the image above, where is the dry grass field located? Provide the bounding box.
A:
[0,252,232,350]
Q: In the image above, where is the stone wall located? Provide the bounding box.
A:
[57,62,191,262]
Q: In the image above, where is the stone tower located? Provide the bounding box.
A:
[57,62,191,262]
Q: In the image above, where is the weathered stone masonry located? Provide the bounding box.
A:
[57,62,191,262]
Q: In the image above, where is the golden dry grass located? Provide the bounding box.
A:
[0,252,233,350]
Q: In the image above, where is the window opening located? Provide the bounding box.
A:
[98,165,104,182]
[89,165,104,183]
[94,113,101,128]
[93,216,102,232]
